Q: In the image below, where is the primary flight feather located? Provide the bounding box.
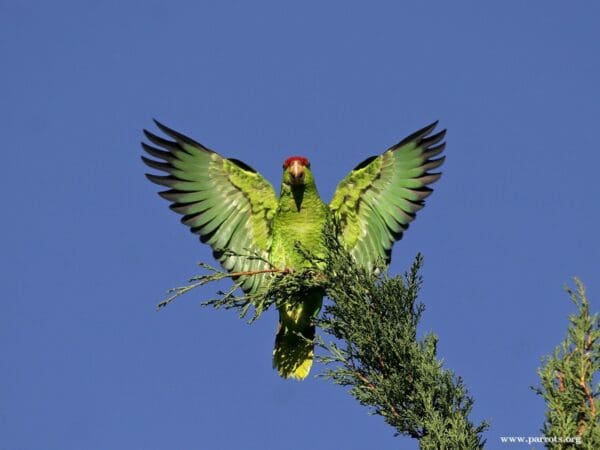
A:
[142,120,445,379]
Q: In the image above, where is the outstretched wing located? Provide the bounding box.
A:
[142,120,279,294]
[329,121,445,270]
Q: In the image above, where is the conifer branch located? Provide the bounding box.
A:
[315,228,488,448]
[156,262,291,311]
[534,278,600,448]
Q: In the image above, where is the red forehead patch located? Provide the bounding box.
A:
[283,156,310,169]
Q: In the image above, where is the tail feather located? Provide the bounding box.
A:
[272,324,315,380]
[273,292,322,380]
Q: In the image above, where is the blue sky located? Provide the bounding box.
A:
[2,1,599,449]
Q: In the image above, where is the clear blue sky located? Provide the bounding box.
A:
[2,1,599,449]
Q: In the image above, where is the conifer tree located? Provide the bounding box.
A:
[534,279,600,449]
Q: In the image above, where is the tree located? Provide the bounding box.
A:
[534,279,600,449]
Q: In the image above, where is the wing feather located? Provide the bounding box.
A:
[330,121,446,270]
[142,121,278,294]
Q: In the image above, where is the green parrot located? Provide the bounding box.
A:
[142,120,445,379]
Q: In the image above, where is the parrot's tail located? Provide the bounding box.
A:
[273,322,315,380]
[272,295,322,380]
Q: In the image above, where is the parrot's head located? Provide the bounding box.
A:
[282,156,312,187]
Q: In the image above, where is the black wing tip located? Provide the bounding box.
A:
[422,172,443,185]
[428,142,446,152]
[151,119,182,141]
[420,130,447,150]
[150,119,211,151]
[142,119,217,156]
[143,128,162,142]
[141,155,171,172]
[152,117,166,130]
[142,121,179,151]
[422,156,446,172]
[431,127,447,139]
[144,172,161,183]
[141,141,166,156]
[433,155,446,165]
[417,120,441,138]
[391,120,444,151]
[151,119,179,139]
[141,155,154,166]
[425,119,439,129]
[144,173,177,187]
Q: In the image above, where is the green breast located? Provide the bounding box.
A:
[271,185,329,270]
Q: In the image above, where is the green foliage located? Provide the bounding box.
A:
[316,230,487,449]
[157,247,324,323]
[534,279,600,449]
[156,225,487,447]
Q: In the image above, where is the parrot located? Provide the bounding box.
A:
[142,120,445,380]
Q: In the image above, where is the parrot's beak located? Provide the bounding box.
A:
[289,160,305,185]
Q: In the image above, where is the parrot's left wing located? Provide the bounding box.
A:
[329,121,446,271]
[142,120,278,294]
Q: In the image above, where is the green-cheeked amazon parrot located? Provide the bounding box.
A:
[142,120,445,379]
